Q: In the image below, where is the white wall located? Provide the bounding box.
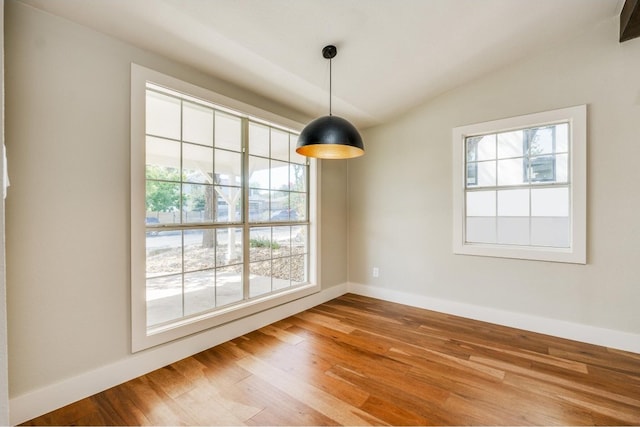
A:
[349,15,640,344]
[4,0,348,420]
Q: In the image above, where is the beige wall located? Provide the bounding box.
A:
[320,160,349,287]
[349,15,640,335]
[0,1,9,423]
[4,0,347,399]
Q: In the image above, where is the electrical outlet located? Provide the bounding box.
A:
[372,267,379,278]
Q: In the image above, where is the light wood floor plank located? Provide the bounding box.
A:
[238,353,385,425]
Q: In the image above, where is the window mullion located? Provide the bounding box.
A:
[212,104,217,308]
[179,99,186,319]
[306,159,310,225]
[494,135,498,243]
[241,118,250,301]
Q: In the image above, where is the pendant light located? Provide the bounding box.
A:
[296,45,364,159]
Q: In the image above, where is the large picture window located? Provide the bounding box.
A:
[452,106,586,264]
[131,65,318,351]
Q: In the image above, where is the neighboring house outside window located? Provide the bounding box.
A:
[452,105,586,264]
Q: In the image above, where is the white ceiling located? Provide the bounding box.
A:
[19,0,622,128]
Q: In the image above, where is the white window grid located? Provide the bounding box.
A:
[131,64,320,352]
[463,122,571,248]
[452,105,586,264]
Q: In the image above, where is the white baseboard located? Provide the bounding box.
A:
[9,283,349,426]
[348,282,640,354]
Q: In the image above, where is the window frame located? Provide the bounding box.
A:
[131,64,320,352]
[452,105,586,264]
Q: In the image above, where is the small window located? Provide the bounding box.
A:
[452,106,586,263]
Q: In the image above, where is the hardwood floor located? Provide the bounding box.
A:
[23,294,640,425]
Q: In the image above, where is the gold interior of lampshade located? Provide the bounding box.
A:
[296,143,365,159]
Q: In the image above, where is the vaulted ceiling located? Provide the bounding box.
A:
[19,0,623,128]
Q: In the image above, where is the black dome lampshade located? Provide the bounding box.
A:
[296,45,364,159]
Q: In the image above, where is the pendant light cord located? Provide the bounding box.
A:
[329,57,332,116]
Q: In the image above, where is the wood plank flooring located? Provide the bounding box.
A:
[23,294,640,425]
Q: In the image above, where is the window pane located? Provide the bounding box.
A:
[249,122,270,157]
[270,160,290,191]
[291,255,307,285]
[466,134,495,161]
[497,158,527,186]
[291,193,306,221]
[531,217,570,248]
[183,143,213,183]
[292,226,307,255]
[250,261,271,297]
[273,226,291,257]
[146,274,183,327]
[271,227,291,290]
[184,270,215,316]
[146,91,180,140]
[476,161,496,187]
[215,149,242,186]
[183,183,212,223]
[466,138,476,162]
[466,217,496,244]
[270,191,290,220]
[556,123,569,153]
[497,189,529,216]
[466,191,496,217]
[556,153,568,183]
[249,156,270,190]
[250,227,272,262]
[216,265,243,306]
[215,186,241,222]
[184,229,215,271]
[497,130,524,159]
[497,217,530,245]
[216,227,242,266]
[146,181,181,223]
[215,112,241,152]
[466,163,478,186]
[531,187,569,217]
[249,189,269,222]
[146,230,182,278]
[271,128,289,161]
[272,256,291,290]
[183,101,213,146]
[528,126,554,155]
[290,164,306,192]
[146,136,180,178]
[530,156,556,183]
